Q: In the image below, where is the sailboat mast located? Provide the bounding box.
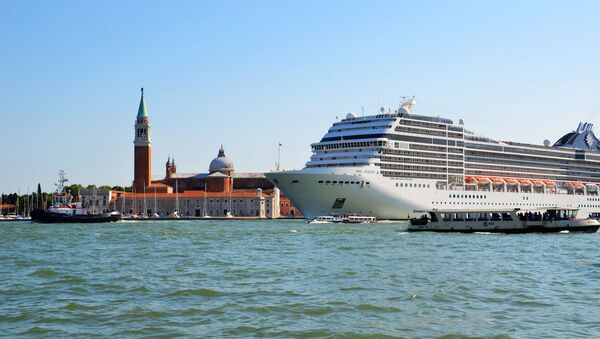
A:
[229,177,233,216]
[143,180,147,216]
[175,179,179,214]
[154,187,157,216]
[132,182,136,215]
[203,184,207,216]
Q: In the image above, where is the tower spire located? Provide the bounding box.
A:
[137,87,148,119]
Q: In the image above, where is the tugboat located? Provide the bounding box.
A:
[30,171,122,224]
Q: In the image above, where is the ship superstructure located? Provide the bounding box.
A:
[265,98,600,219]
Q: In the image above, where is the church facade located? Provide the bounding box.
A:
[117,89,301,218]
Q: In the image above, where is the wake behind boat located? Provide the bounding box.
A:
[408,207,599,233]
[31,171,122,224]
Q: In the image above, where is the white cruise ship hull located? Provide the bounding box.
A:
[266,167,598,220]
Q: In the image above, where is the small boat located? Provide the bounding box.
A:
[30,171,122,224]
[408,207,599,233]
[344,215,377,223]
[309,215,344,223]
[308,214,377,224]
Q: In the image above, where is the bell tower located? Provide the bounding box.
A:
[133,88,151,192]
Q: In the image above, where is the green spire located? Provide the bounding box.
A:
[137,87,148,118]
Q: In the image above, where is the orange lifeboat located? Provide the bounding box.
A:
[490,177,505,184]
[518,179,532,185]
[464,176,476,184]
[531,180,545,186]
[543,180,556,186]
[504,178,519,185]
[566,181,584,187]
[476,176,491,183]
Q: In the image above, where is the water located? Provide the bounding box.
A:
[1,220,599,338]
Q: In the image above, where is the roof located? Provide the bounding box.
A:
[168,172,267,179]
[207,172,228,178]
[121,189,274,199]
[148,183,169,188]
[137,89,148,119]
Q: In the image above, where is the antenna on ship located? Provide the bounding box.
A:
[55,170,68,194]
[398,96,416,114]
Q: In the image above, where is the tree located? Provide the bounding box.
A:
[66,184,84,197]
[36,183,43,210]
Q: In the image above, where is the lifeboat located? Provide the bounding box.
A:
[504,178,519,185]
[476,177,491,183]
[531,180,545,186]
[585,183,598,190]
[566,182,584,187]
[464,176,476,184]
[517,179,532,185]
[543,180,556,186]
[490,177,505,184]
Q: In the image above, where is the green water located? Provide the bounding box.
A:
[1,220,599,338]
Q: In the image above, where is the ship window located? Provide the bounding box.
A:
[396,183,398,187]
[318,181,323,183]
[326,181,331,184]
[345,181,349,184]
[332,181,337,184]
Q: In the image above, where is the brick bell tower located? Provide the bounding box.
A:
[133,88,151,193]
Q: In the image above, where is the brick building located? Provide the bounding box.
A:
[117,89,300,218]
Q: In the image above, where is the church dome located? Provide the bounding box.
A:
[209,145,234,173]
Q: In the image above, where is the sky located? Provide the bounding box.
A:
[2,0,600,194]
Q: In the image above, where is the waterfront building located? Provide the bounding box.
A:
[80,189,120,214]
[118,89,300,218]
[0,204,16,215]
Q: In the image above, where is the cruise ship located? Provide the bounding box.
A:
[265,98,600,220]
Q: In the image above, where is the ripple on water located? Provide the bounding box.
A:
[166,288,222,297]
[63,302,99,311]
[2,220,600,337]
[29,268,58,277]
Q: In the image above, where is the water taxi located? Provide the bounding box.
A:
[408,207,599,233]
[308,214,376,224]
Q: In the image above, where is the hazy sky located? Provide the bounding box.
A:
[2,0,600,193]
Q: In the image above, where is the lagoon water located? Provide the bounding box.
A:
[1,220,599,338]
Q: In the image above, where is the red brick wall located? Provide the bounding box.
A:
[134,145,151,192]
[280,197,303,217]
